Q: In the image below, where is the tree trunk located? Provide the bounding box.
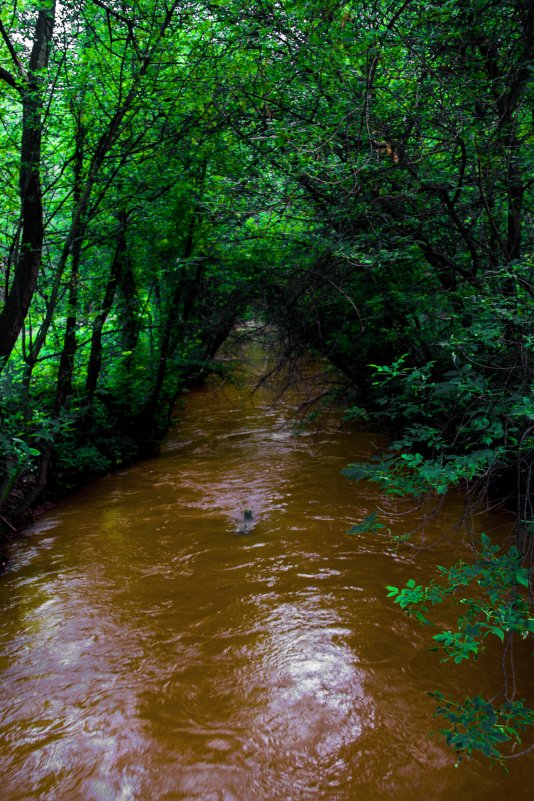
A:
[85,214,128,399]
[0,4,56,367]
[54,122,86,412]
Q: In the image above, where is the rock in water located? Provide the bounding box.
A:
[235,509,254,535]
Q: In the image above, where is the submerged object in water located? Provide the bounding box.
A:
[235,509,255,535]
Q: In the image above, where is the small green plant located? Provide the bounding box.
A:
[430,694,534,764]
[383,534,534,759]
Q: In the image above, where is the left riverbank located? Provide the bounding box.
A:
[0,327,239,560]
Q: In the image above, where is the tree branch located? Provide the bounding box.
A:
[0,16,27,81]
[0,64,20,91]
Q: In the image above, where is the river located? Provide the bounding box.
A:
[0,342,532,800]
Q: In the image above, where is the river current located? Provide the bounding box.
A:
[0,344,532,800]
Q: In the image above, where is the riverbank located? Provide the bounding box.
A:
[0,349,235,559]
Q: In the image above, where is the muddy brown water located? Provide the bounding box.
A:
[0,348,532,800]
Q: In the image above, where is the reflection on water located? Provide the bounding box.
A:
[0,346,532,800]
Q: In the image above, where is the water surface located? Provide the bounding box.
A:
[0,347,532,800]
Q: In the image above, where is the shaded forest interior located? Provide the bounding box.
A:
[0,0,533,762]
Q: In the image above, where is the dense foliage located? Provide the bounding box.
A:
[1,0,532,762]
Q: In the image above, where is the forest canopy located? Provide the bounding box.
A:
[0,0,533,762]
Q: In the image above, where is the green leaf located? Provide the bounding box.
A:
[515,569,530,588]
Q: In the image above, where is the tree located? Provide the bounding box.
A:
[0,0,532,762]
[0,1,56,365]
